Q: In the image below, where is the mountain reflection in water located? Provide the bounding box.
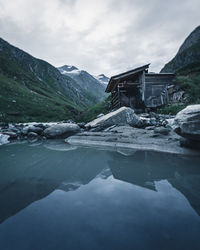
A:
[0,141,200,250]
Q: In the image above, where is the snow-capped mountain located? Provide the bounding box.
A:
[58,65,107,102]
[59,65,78,73]
[94,74,109,86]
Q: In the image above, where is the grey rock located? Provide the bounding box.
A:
[44,123,80,139]
[10,127,19,133]
[97,113,104,118]
[154,127,170,135]
[0,133,10,145]
[86,107,141,130]
[161,120,168,127]
[28,125,43,135]
[151,134,161,138]
[77,122,86,129]
[34,123,47,129]
[90,127,104,132]
[104,125,116,132]
[150,118,157,126]
[145,126,155,130]
[139,113,149,118]
[3,131,18,139]
[180,138,200,150]
[27,132,38,138]
[22,127,29,135]
[165,124,173,130]
[65,126,198,155]
[149,112,159,119]
[173,105,200,140]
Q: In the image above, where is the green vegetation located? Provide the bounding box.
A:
[0,37,108,123]
[177,76,200,104]
[78,95,111,123]
[0,73,81,123]
[157,103,187,115]
[158,64,200,115]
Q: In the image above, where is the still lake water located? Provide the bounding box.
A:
[0,140,200,250]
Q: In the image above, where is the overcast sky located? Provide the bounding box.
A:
[0,0,199,76]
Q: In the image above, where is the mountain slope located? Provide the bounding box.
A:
[0,38,104,122]
[161,26,200,73]
[94,74,109,86]
[159,26,200,114]
[58,65,107,103]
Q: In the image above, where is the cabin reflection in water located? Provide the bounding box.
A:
[105,64,178,112]
[0,143,200,225]
[108,150,200,216]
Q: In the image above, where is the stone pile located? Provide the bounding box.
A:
[1,105,199,153]
[0,121,81,143]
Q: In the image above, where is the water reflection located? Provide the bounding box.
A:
[0,142,107,223]
[108,150,200,216]
[0,141,200,224]
[0,141,200,249]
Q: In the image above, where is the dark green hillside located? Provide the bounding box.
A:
[159,26,200,114]
[0,73,82,122]
[0,38,105,122]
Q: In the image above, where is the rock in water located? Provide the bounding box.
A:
[173,105,200,140]
[86,107,141,130]
[44,123,80,139]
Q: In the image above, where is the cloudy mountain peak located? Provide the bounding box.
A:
[58,65,107,102]
[58,65,79,73]
[94,74,109,86]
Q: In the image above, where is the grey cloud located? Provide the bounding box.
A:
[0,0,199,76]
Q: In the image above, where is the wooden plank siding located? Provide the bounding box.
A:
[144,74,175,107]
[107,65,175,111]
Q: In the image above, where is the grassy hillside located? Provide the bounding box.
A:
[0,37,107,122]
[78,95,111,123]
[0,73,81,122]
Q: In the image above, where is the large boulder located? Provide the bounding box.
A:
[44,123,80,139]
[173,105,200,140]
[86,107,141,130]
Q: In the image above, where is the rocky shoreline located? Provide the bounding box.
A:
[1,105,200,156]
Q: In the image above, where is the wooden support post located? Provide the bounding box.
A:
[142,70,146,103]
[117,80,121,108]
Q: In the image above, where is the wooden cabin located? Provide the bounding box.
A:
[105,64,176,112]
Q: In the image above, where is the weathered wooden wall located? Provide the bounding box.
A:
[110,72,175,110]
[144,74,175,107]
